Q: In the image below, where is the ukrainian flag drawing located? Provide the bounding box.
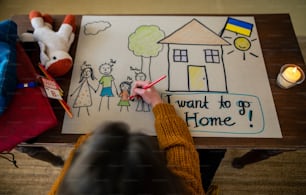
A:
[225,17,253,37]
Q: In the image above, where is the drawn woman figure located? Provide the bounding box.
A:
[70,62,96,117]
[117,77,132,112]
[97,59,118,111]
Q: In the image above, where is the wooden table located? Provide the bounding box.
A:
[12,14,306,167]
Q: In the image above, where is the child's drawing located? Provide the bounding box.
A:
[83,20,111,35]
[117,77,132,112]
[130,66,150,112]
[97,59,118,111]
[70,61,96,117]
[130,66,147,81]
[128,25,165,81]
[63,15,282,139]
[159,18,230,93]
[221,17,259,61]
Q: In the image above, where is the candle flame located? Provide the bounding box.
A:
[292,67,297,73]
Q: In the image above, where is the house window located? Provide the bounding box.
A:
[173,49,188,62]
[204,49,220,63]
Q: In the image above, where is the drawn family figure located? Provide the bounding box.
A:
[70,61,97,117]
[130,66,147,81]
[130,66,151,112]
[117,77,133,112]
[97,59,118,111]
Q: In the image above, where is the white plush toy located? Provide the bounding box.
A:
[22,10,76,77]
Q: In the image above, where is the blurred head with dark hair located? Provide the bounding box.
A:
[58,122,185,195]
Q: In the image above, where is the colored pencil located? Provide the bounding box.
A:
[38,63,73,118]
[59,99,73,118]
[142,75,167,89]
[38,63,63,94]
[129,75,167,100]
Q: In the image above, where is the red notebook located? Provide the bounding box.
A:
[0,43,58,152]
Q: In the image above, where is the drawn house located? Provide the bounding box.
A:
[159,18,230,92]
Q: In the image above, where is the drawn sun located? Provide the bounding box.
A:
[224,36,259,61]
[234,37,251,51]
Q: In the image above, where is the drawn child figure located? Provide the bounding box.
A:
[97,59,118,111]
[70,61,96,117]
[117,77,132,112]
[130,66,150,112]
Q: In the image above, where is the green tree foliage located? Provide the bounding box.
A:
[129,25,164,57]
[128,25,165,80]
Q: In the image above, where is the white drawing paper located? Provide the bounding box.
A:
[62,15,282,138]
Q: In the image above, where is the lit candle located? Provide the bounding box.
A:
[282,67,301,83]
[276,64,305,89]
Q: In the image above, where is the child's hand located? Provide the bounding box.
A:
[131,81,163,107]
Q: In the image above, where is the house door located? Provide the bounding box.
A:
[188,65,209,91]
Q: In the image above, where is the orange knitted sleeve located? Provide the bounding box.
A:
[153,103,205,195]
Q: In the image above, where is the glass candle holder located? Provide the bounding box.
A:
[276,64,305,89]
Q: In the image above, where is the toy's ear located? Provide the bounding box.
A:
[63,15,76,32]
[29,10,42,20]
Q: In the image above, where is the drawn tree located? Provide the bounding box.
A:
[128,25,165,81]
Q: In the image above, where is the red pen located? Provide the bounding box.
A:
[129,75,167,100]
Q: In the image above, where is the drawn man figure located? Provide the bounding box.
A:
[70,62,96,117]
[130,66,150,112]
[97,59,118,111]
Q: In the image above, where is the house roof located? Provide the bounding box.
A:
[159,18,230,45]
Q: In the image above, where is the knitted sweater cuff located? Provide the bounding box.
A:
[152,103,194,147]
[152,103,176,119]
